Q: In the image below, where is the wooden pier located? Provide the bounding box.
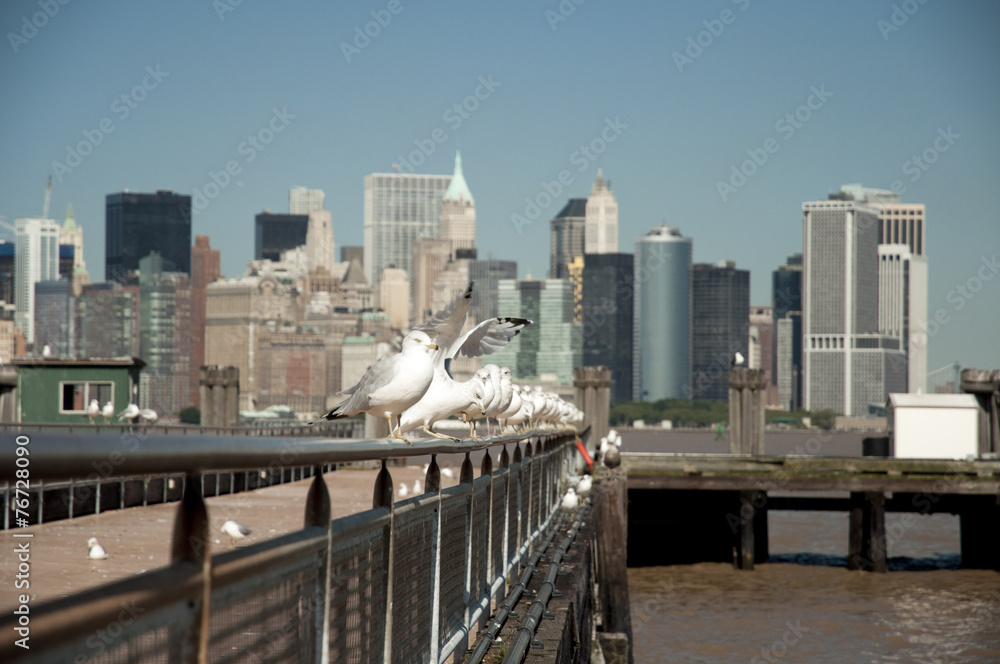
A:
[624,453,1000,572]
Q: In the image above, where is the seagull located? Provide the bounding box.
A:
[85,399,100,423]
[497,383,524,433]
[139,408,158,425]
[603,443,621,468]
[311,329,440,444]
[412,479,422,494]
[87,537,108,560]
[441,467,455,479]
[117,403,140,422]
[41,344,52,359]
[398,482,409,498]
[396,284,530,441]
[577,475,593,497]
[101,401,115,423]
[732,351,745,367]
[221,520,252,549]
[561,487,579,510]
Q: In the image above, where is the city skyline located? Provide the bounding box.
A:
[2,0,998,372]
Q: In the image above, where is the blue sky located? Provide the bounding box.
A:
[1,0,998,372]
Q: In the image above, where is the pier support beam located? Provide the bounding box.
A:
[847,492,887,572]
[593,469,633,664]
[573,366,612,462]
[960,495,1000,570]
[733,490,768,570]
[961,368,1000,457]
[199,365,240,427]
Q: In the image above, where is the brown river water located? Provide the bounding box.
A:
[623,429,1000,663]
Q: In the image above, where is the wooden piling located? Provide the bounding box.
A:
[847,491,887,572]
[593,469,633,664]
[728,369,767,454]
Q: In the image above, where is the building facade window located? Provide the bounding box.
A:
[60,381,113,413]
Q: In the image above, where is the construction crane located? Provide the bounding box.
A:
[41,175,52,219]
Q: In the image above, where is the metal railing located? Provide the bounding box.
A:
[0,428,579,663]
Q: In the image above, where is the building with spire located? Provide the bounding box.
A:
[585,169,618,254]
[58,205,89,295]
[439,151,476,257]
[549,199,587,279]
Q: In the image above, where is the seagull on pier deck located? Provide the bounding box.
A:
[398,482,409,498]
[87,537,108,559]
[221,520,252,549]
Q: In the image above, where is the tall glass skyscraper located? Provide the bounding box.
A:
[363,171,451,293]
[633,226,691,402]
[581,253,633,405]
[690,261,750,401]
[105,190,191,282]
[549,199,586,279]
[15,217,60,344]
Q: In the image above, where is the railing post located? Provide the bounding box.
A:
[304,465,332,664]
[170,474,211,664]
[372,460,395,663]
[480,449,495,630]
[429,455,443,664]
[460,452,475,648]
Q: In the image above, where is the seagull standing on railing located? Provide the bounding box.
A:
[310,329,440,444]
[395,283,530,442]
[139,409,158,426]
[561,487,579,510]
[85,399,100,424]
[101,401,115,424]
[117,403,140,422]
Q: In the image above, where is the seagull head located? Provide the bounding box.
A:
[403,330,439,353]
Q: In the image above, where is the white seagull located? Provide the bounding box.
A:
[221,520,252,549]
[139,409,158,425]
[561,487,579,510]
[412,479,422,495]
[101,401,115,423]
[396,283,530,441]
[312,329,440,443]
[85,399,100,423]
[87,537,108,560]
[117,403,140,422]
[577,475,593,497]
[398,482,409,498]
[733,351,745,367]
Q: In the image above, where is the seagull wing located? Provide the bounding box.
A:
[319,353,402,418]
[451,317,532,359]
[413,282,473,367]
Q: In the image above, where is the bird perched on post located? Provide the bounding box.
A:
[117,403,140,422]
[85,399,100,424]
[732,351,745,367]
[101,401,114,424]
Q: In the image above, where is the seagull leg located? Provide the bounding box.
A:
[467,419,481,441]
[423,426,461,442]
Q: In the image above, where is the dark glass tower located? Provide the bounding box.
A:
[106,190,192,283]
[549,199,586,279]
[254,212,309,261]
[690,261,750,401]
[581,253,633,405]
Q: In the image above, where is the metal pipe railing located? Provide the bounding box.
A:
[1,428,582,664]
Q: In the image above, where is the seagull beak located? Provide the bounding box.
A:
[426,343,440,350]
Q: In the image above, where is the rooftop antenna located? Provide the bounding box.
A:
[42,175,52,219]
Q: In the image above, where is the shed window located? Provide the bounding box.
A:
[60,382,113,413]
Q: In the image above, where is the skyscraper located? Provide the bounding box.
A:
[289,186,325,215]
[802,195,906,416]
[493,278,581,384]
[364,170,451,292]
[690,261,750,401]
[106,190,191,282]
[772,253,803,408]
[413,238,453,323]
[190,236,221,408]
[58,204,88,295]
[439,151,476,256]
[633,226,691,401]
[139,252,191,416]
[254,212,309,261]
[15,217,60,344]
[379,268,410,330]
[581,253,633,405]
[549,199,586,279]
[34,280,73,357]
[468,259,517,323]
[584,169,618,254]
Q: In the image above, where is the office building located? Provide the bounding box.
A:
[802,196,906,416]
[34,280,74,357]
[776,312,802,411]
[364,170,450,292]
[690,262,750,402]
[289,187,325,215]
[106,190,191,282]
[493,279,582,384]
[379,268,410,330]
[468,259,517,323]
[413,238,453,322]
[139,252,191,416]
[633,226,691,401]
[748,305,773,378]
[439,151,476,256]
[15,217,60,344]
[255,212,309,261]
[581,253,633,405]
[78,282,138,359]
[189,236,221,407]
[549,199,586,279]
[584,170,618,254]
